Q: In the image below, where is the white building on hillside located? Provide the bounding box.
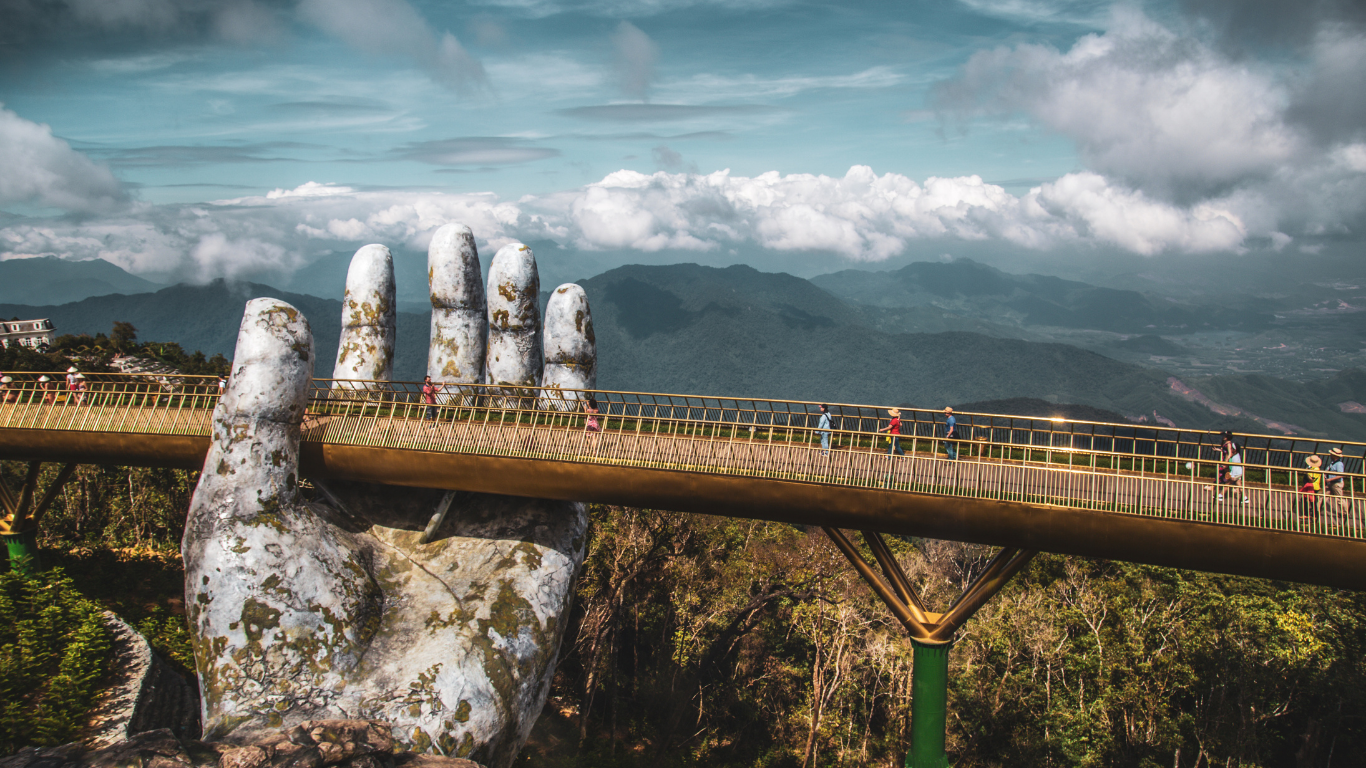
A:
[1,319,55,349]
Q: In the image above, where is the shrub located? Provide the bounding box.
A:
[0,568,113,754]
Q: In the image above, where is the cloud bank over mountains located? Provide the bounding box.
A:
[0,164,1251,282]
[1,2,1364,281]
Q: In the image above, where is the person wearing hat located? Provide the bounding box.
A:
[878,408,905,456]
[943,407,959,460]
[38,375,55,405]
[1326,447,1348,516]
[0,375,12,404]
[65,366,78,391]
[71,373,87,406]
[1300,454,1324,524]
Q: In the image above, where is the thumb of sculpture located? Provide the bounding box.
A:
[184,300,377,740]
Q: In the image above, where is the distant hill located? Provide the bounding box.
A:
[811,259,1272,334]
[0,280,431,379]
[1112,335,1188,356]
[5,264,1365,440]
[0,256,160,305]
[951,398,1131,424]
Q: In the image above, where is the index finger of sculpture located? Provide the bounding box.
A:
[333,244,396,390]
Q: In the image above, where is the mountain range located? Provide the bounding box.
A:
[3,256,1365,439]
[811,259,1273,334]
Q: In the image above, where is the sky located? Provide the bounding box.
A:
[0,0,1364,288]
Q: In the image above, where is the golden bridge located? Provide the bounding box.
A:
[2,371,1362,592]
[4,371,1363,766]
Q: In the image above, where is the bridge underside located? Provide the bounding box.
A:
[4,427,1361,590]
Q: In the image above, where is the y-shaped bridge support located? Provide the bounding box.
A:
[824,527,1036,768]
[0,461,76,574]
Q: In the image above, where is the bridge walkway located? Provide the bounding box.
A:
[2,373,1365,588]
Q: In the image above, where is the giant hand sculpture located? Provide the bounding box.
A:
[182,226,596,768]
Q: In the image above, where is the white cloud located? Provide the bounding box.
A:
[0,105,127,212]
[0,160,1350,283]
[935,9,1305,197]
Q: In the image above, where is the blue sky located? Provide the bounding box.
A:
[1,0,1363,285]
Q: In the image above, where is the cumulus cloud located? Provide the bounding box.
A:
[934,9,1305,199]
[297,0,486,93]
[0,166,1272,283]
[545,166,1250,258]
[612,21,659,100]
[930,8,1366,243]
[0,105,127,212]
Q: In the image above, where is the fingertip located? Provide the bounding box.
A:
[335,244,397,383]
[223,298,314,425]
[485,243,542,387]
[428,224,487,384]
[543,283,596,393]
[428,224,483,309]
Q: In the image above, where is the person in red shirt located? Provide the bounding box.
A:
[422,376,443,427]
[878,408,905,456]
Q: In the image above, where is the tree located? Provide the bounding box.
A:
[109,322,137,353]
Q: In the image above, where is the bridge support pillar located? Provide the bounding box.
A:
[0,461,76,574]
[823,527,1035,768]
[909,638,952,768]
[2,529,39,574]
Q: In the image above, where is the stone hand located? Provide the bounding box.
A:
[182,226,597,768]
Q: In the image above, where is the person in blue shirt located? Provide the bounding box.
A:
[817,404,833,457]
[1327,447,1348,516]
[943,407,958,460]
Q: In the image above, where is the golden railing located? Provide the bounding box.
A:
[2,372,1364,540]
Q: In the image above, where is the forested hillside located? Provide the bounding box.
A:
[7,461,1364,767]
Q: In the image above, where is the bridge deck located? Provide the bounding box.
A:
[2,373,1365,588]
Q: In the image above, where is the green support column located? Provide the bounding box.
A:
[907,638,952,768]
[2,529,39,575]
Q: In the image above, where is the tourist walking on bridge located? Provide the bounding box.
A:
[1219,442,1246,505]
[880,408,905,456]
[943,407,959,460]
[1301,455,1324,524]
[0,375,12,404]
[38,375,54,404]
[817,404,833,457]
